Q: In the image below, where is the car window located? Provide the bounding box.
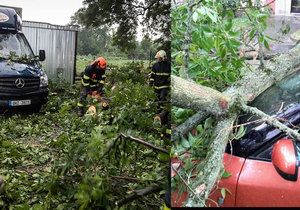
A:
[0,32,33,59]
[250,71,300,116]
[229,71,300,159]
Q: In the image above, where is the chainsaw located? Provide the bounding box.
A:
[86,91,111,115]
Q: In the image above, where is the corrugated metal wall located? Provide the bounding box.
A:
[22,21,79,83]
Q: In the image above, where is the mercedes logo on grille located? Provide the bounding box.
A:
[15,78,25,88]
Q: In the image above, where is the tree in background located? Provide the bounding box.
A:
[77,26,110,55]
[73,0,171,55]
[72,8,157,60]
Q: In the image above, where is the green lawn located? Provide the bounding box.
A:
[76,55,149,75]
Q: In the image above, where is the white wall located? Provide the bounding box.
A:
[275,0,292,15]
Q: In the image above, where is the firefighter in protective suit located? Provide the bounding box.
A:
[150,50,171,140]
[77,57,107,116]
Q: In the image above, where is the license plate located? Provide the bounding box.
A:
[9,100,31,106]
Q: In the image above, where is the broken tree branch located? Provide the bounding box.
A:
[100,133,168,160]
[226,44,300,102]
[171,163,205,206]
[173,44,300,114]
[243,52,275,60]
[241,103,300,140]
[115,185,163,206]
[172,110,209,142]
[196,115,237,206]
[120,134,168,154]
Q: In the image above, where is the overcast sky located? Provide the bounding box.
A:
[0,0,83,25]
[0,0,148,41]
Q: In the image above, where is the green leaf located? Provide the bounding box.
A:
[193,12,199,22]
[221,188,226,199]
[197,7,207,16]
[181,138,190,149]
[196,124,203,133]
[188,133,197,145]
[222,170,232,179]
[225,20,232,31]
[259,34,264,43]
[264,39,270,50]
[249,29,256,40]
[206,8,218,23]
[234,125,246,140]
[158,153,169,162]
[204,117,214,130]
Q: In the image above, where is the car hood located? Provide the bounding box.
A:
[0,60,41,77]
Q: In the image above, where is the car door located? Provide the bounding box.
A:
[235,143,300,207]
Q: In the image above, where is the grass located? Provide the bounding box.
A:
[76,55,150,75]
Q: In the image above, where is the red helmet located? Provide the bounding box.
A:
[93,57,107,69]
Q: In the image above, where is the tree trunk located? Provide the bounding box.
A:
[173,45,300,112]
[199,115,236,206]
[171,75,230,115]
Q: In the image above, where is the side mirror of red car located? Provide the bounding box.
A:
[271,138,298,181]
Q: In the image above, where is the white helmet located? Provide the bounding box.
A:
[155,50,167,60]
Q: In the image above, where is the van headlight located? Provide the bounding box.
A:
[40,73,48,87]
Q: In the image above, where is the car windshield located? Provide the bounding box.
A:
[250,70,300,115]
[230,71,300,158]
[239,70,300,125]
[0,32,34,61]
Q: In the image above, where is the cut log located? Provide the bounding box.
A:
[171,75,231,115]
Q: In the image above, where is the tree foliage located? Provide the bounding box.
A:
[77,26,111,55]
[172,0,271,90]
[0,63,168,209]
[73,0,171,53]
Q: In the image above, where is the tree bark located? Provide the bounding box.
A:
[193,115,236,206]
[171,75,231,115]
[172,110,209,141]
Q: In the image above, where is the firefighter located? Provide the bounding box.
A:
[77,57,107,116]
[150,50,171,139]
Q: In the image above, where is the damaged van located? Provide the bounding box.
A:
[0,6,48,111]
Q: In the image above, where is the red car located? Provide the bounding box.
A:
[172,71,300,207]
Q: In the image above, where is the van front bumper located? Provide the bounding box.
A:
[0,88,49,107]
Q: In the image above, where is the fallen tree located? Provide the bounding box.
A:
[171,0,300,206]
[172,37,300,207]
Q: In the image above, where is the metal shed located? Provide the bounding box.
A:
[22,21,79,84]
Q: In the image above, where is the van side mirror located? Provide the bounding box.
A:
[272,138,298,181]
[39,50,45,61]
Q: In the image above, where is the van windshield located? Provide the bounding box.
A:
[0,32,34,60]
